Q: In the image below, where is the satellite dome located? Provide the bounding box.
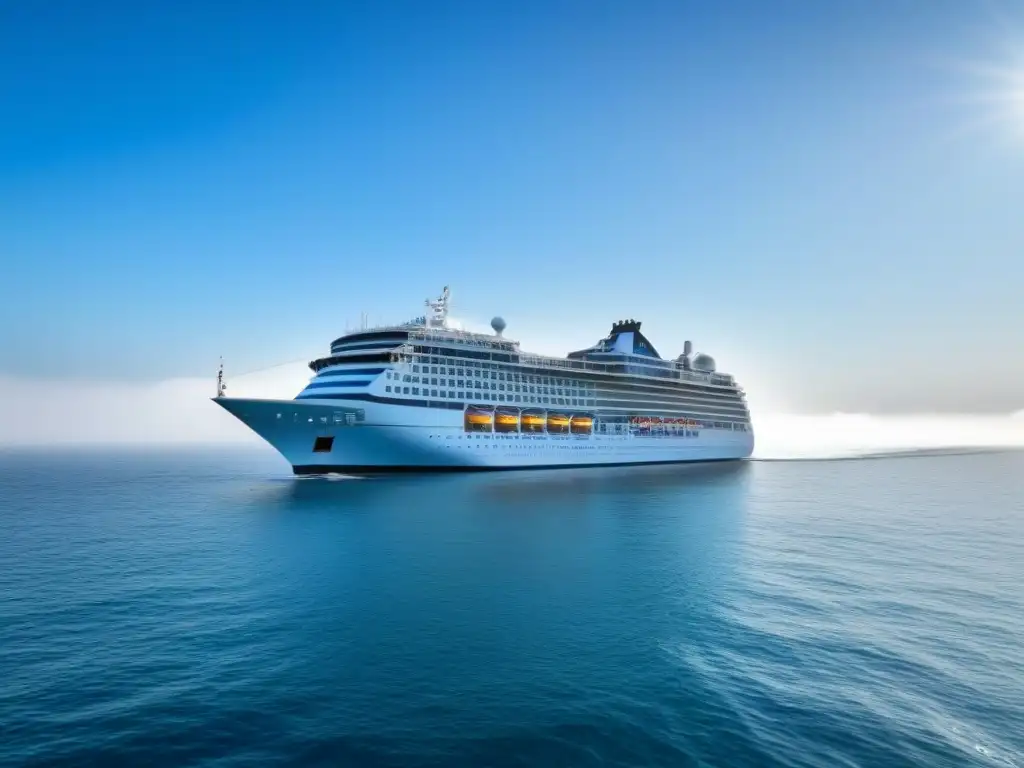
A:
[692,353,716,372]
[490,316,507,336]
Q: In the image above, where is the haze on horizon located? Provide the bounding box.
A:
[1,1,1022,449]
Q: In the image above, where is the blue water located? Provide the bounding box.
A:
[1,448,1022,767]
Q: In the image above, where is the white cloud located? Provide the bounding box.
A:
[444,314,494,335]
[751,411,1024,459]
[0,364,311,445]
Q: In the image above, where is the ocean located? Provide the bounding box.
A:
[1,447,1021,767]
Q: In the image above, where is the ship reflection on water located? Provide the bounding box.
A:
[245,460,754,611]
[274,461,751,508]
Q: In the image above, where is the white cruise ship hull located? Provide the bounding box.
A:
[215,397,754,475]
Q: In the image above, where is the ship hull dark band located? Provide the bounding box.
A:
[292,457,741,476]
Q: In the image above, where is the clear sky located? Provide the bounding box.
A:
[1,0,1022,419]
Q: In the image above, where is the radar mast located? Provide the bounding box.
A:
[425,285,450,328]
[216,358,227,398]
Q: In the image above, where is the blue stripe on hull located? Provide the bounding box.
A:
[300,380,373,392]
[315,367,386,377]
[330,341,403,353]
[294,392,466,409]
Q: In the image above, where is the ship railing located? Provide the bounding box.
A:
[336,320,425,335]
[407,327,518,350]
[517,353,735,387]
[390,342,736,389]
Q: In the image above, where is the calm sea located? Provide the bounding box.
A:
[1,447,1022,767]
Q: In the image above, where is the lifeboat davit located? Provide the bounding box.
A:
[547,413,570,434]
[570,415,593,435]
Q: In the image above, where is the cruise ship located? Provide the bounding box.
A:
[214,287,754,474]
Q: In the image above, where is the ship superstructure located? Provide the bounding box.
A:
[215,287,754,474]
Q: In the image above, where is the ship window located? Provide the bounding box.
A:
[431,389,438,397]
[431,378,437,385]
[403,375,411,382]
[448,390,455,398]
[403,387,409,394]
[385,386,391,392]
[457,368,464,377]
[448,367,455,376]
[490,372,496,379]
[413,365,419,373]
[413,387,420,395]
[457,379,464,387]
[498,373,505,380]
[449,379,455,387]
[431,366,438,374]
[458,391,464,399]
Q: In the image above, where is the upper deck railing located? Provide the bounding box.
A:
[395,328,738,390]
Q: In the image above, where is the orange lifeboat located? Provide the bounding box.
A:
[547,413,570,434]
[570,415,593,435]
[494,410,519,433]
[520,412,545,433]
[464,408,494,432]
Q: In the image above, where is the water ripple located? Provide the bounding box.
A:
[1,448,1022,767]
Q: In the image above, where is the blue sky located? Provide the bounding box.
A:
[1,0,1022,414]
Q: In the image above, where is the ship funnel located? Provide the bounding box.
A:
[683,340,693,356]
